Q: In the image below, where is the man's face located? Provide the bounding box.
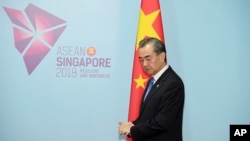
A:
[139,43,165,75]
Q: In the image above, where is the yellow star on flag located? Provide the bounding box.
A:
[136,9,160,50]
[134,74,148,89]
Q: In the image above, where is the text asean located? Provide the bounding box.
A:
[57,46,86,56]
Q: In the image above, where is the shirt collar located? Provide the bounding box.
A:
[152,64,169,84]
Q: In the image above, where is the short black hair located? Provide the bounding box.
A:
[139,37,166,55]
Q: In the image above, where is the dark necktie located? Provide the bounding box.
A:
[143,77,154,101]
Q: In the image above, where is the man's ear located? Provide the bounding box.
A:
[160,52,166,61]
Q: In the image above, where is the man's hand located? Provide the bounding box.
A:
[118,121,134,135]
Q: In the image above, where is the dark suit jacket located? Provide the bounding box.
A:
[130,66,185,141]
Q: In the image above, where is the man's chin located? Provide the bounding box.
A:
[145,71,153,75]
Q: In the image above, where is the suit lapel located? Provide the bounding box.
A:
[139,66,173,114]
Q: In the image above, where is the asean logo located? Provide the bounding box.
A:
[3,3,67,75]
[87,47,96,56]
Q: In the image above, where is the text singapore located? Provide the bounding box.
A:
[56,57,111,67]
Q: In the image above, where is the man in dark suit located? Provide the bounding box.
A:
[119,37,185,141]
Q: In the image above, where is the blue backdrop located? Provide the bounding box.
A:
[1,0,250,141]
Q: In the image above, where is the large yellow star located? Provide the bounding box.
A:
[134,74,148,89]
[136,9,160,50]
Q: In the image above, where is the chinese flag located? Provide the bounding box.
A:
[127,0,165,140]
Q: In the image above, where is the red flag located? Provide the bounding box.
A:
[127,0,164,140]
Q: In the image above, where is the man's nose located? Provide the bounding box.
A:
[142,60,148,67]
